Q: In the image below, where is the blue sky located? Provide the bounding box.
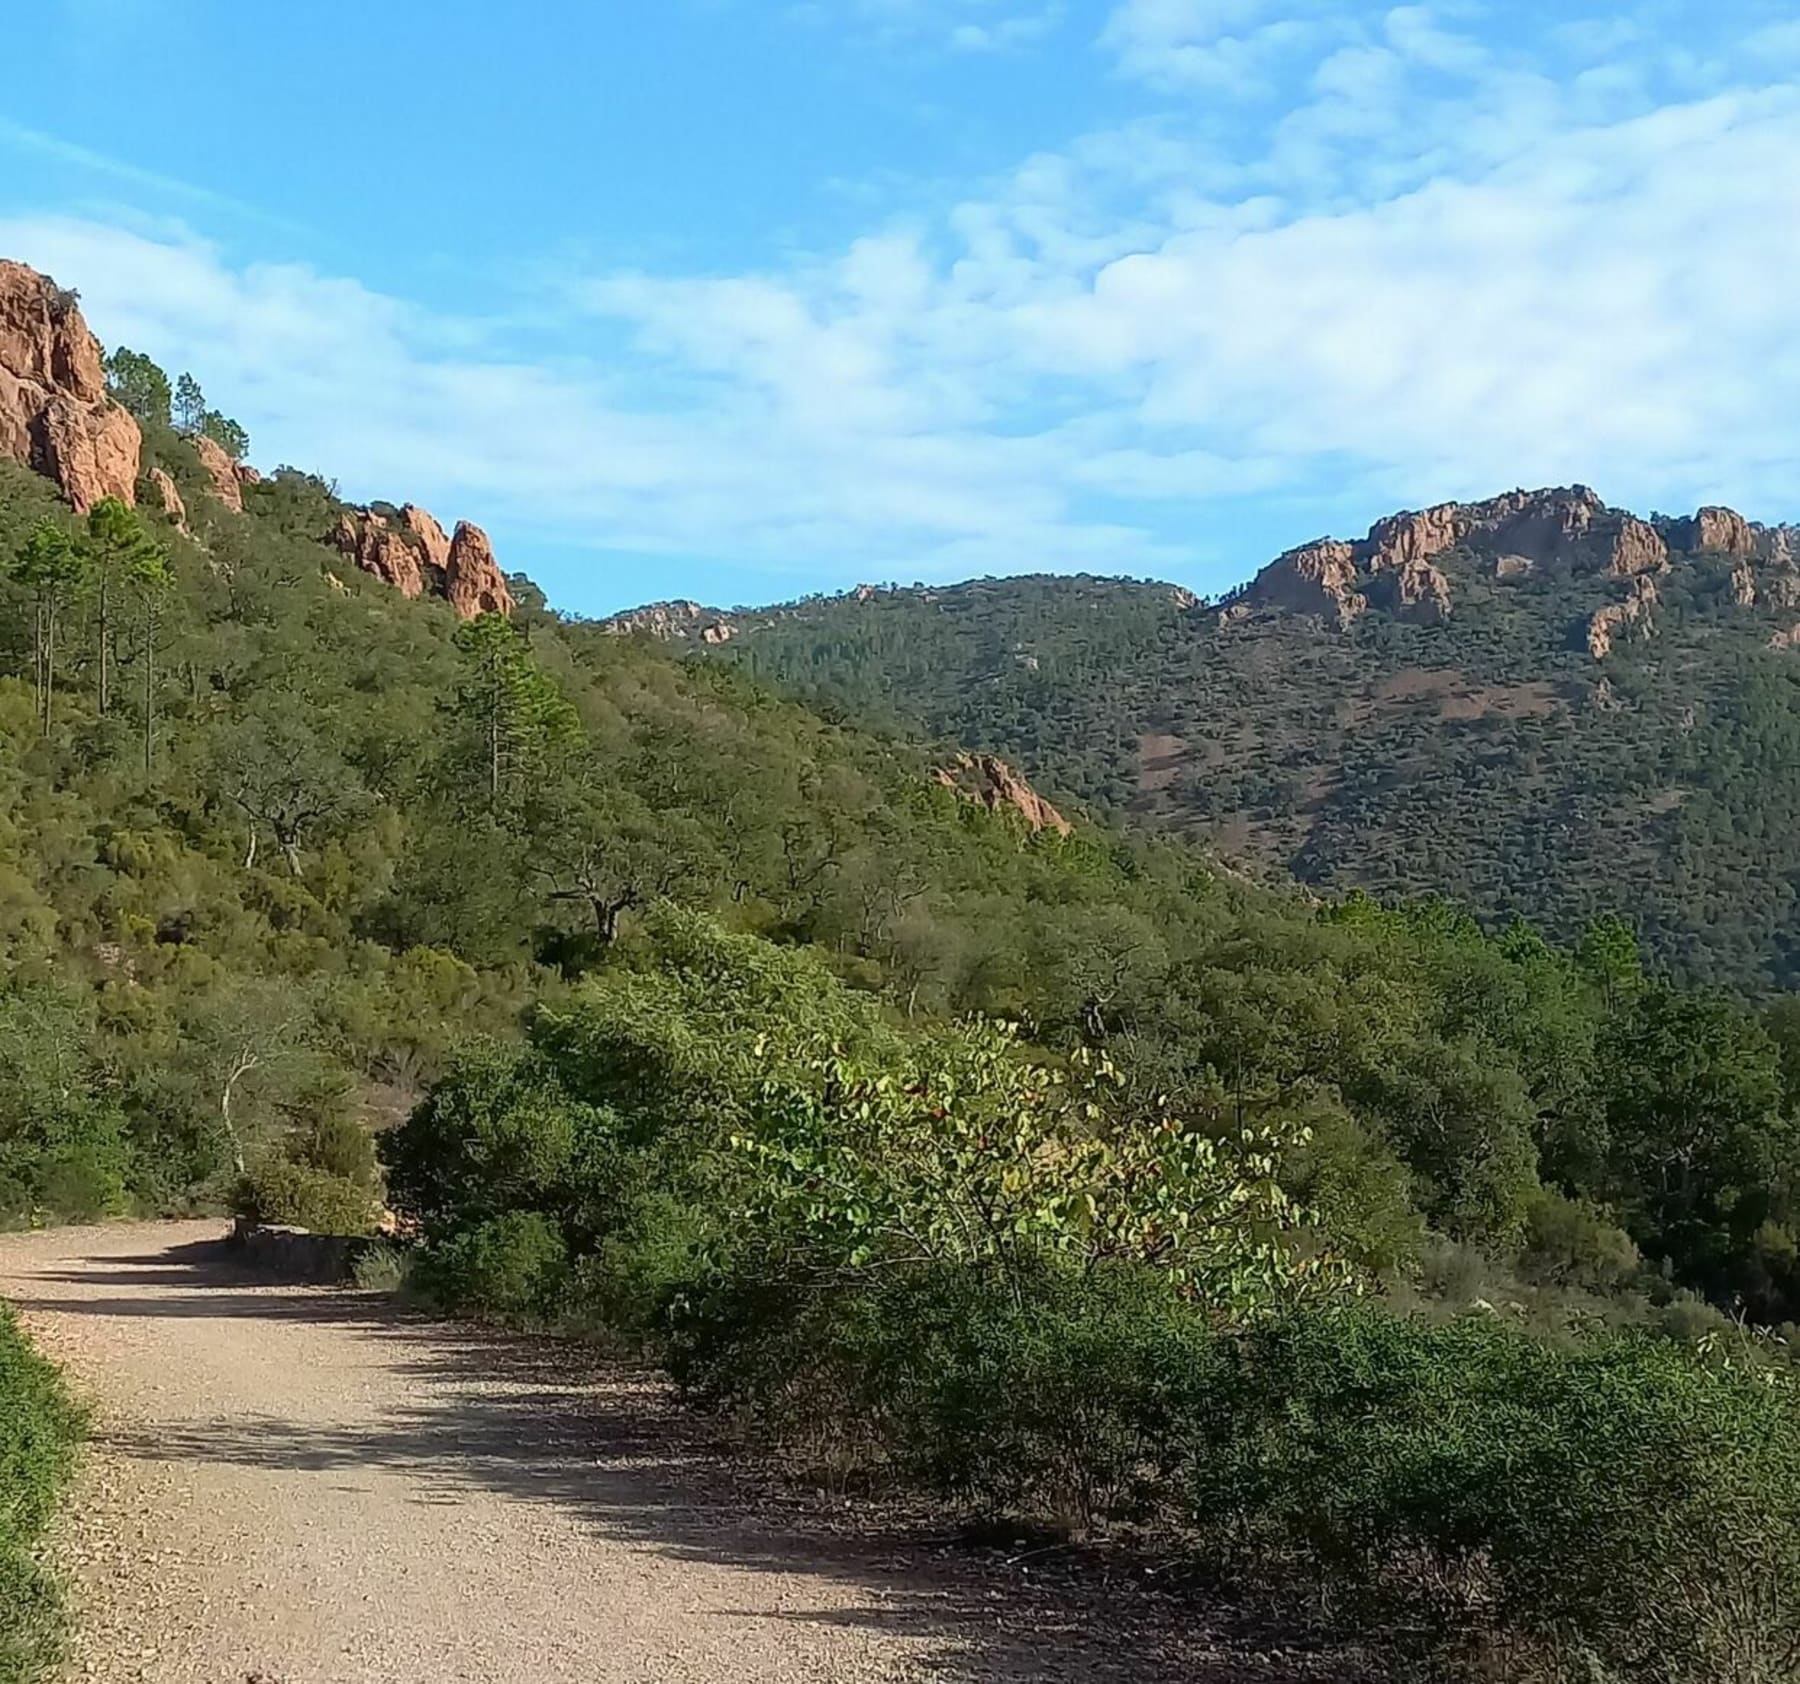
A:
[5,0,1800,615]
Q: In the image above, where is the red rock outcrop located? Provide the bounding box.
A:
[1587,576,1659,660]
[1244,486,1682,629]
[326,504,512,617]
[0,260,141,512]
[934,753,1072,836]
[147,467,188,533]
[1367,503,1463,570]
[331,509,426,598]
[443,522,514,620]
[1680,506,1756,557]
[601,600,729,638]
[192,433,244,513]
[400,504,452,584]
[1249,539,1366,626]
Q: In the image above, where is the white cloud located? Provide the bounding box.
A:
[791,0,1063,51]
[9,3,1800,609]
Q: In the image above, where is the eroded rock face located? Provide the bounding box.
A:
[1588,576,1660,660]
[0,260,142,511]
[1245,486,1686,628]
[1249,539,1366,627]
[147,467,188,533]
[934,753,1072,836]
[1770,624,1800,652]
[1680,506,1757,557]
[192,433,244,513]
[331,509,426,598]
[601,600,726,637]
[444,522,514,620]
[400,504,452,584]
[326,503,513,617]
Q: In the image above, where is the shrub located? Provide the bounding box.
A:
[1194,1307,1800,1681]
[235,1158,378,1235]
[674,1259,1224,1533]
[417,1211,568,1319]
[0,1304,83,1684]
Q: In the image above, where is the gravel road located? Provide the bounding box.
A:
[1,1222,1359,1684]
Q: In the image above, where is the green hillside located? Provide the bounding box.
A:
[682,540,1800,991]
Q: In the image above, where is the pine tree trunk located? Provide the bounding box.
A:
[98,570,110,716]
[142,609,156,782]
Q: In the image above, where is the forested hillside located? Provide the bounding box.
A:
[656,499,1800,992]
[11,267,1800,1678]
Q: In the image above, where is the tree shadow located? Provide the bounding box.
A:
[31,1235,1373,1683]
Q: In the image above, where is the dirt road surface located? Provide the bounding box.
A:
[1,1222,1356,1684]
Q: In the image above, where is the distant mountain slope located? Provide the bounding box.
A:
[608,489,1800,991]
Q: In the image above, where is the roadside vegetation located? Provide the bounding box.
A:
[0,1305,82,1684]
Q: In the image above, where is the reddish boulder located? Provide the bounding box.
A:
[147,467,188,533]
[0,260,141,511]
[1248,539,1366,627]
[192,433,244,513]
[1680,506,1756,557]
[935,753,1072,836]
[330,509,425,598]
[444,522,514,620]
[1587,575,1659,660]
[400,504,452,584]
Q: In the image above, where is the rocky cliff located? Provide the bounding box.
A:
[327,505,514,619]
[0,261,141,512]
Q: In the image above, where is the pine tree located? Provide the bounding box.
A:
[200,410,250,460]
[9,522,88,732]
[173,372,206,434]
[103,348,173,425]
[84,499,163,718]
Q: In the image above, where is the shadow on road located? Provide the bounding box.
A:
[14,1234,1369,1684]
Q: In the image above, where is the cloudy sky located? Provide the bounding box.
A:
[5,0,1799,613]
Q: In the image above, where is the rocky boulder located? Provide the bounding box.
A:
[0,260,141,511]
[400,504,452,585]
[444,522,514,620]
[147,467,188,534]
[192,433,245,513]
[1678,506,1757,557]
[1247,539,1366,627]
[331,509,426,598]
[934,753,1072,836]
[1588,576,1660,660]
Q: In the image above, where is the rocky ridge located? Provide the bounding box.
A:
[1239,486,1800,657]
[0,260,141,512]
[602,599,738,643]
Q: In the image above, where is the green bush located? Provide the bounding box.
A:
[0,1304,83,1683]
[673,1250,1800,1681]
[417,1211,568,1319]
[673,1259,1223,1533]
[1195,1307,1800,1681]
[235,1158,378,1235]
